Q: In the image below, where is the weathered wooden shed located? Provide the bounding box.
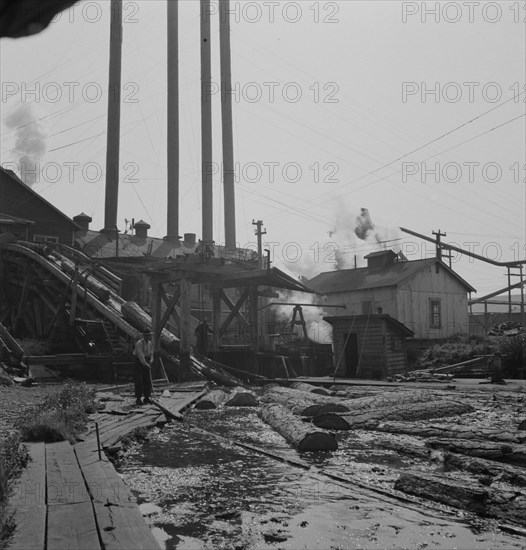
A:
[0,167,80,245]
[309,250,476,339]
[325,314,413,379]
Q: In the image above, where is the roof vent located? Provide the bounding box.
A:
[364,249,397,270]
[73,212,92,232]
[134,220,150,239]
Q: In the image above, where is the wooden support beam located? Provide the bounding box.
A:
[249,285,259,350]
[219,288,249,337]
[179,278,192,355]
[14,269,33,334]
[212,287,221,351]
[151,280,162,354]
[158,285,181,334]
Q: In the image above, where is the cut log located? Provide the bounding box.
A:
[190,356,242,388]
[394,471,526,527]
[258,403,337,452]
[375,422,526,444]
[426,438,526,465]
[60,258,111,303]
[194,389,229,409]
[225,387,259,407]
[262,386,345,416]
[289,382,330,395]
[334,390,444,413]
[122,301,180,354]
[444,452,526,488]
[313,400,474,430]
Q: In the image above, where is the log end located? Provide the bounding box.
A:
[298,432,338,452]
[313,414,351,431]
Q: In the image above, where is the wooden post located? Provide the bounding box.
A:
[69,265,79,324]
[249,285,259,351]
[180,277,192,376]
[212,287,221,351]
[507,267,512,321]
[521,265,525,327]
[150,278,162,378]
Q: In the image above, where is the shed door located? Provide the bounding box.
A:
[344,333,359,377]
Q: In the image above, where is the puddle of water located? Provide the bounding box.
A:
[120,407,526,549]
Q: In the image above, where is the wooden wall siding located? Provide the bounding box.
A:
[397,264,469,338]
[323,287,398,317]
[331,317,407,379]
[1,174,75,245]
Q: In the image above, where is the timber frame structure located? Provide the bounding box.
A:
[143,256,312,369]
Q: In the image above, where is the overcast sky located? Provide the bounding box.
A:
[1,1,524,296]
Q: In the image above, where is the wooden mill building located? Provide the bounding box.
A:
[0,167,80,245]
[309,249,476,340]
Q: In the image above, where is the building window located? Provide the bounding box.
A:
[361,300,373,315]
[430,299,441,328]
[33,234,59,244]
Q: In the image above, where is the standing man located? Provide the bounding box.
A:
[194,317,212,356]
[133,328,153,405]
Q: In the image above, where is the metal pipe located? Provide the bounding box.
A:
[103,0,123,232]
[166,0,180,241]
[201,0,213,244]
[400,227,526,267]
[220,0,236,250]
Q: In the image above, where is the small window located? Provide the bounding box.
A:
[33,234,59,244]
[430,299,441,328]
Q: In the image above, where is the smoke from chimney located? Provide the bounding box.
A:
[4,105,47,187]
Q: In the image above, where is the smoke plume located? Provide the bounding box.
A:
[4,105,47,186]
[271,291,333,344]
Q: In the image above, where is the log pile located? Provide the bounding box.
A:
[261,386,347,416]
[258,403,337,452]
[394,471,526,527]
[313,400,474,430]
[194,389,229,410]
[289,382,331,395]
[374,422,526,444]
[225,387,259,407]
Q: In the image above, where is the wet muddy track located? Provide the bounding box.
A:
[120,407,526,549]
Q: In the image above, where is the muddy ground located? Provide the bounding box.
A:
[117,379,526,550]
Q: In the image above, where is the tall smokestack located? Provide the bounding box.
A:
[166,0,180,242]
[102,0,123,233]
[219,0,236,251]
[200,0,213,244]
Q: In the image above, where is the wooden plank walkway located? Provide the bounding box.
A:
[6,383,210,550]
[6,440,159,550]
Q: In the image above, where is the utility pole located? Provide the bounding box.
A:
[432,229,446,261]
[252,219,266,268]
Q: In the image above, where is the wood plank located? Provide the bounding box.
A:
[46,441,90,505]
[76,454,135,505]
[47,501,100,550]
[93,502,160,550]
[9,443,45,506]
[5,503,46,550]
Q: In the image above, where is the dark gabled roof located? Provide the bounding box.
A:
[0,212,35,225]
[324,314,414,337]
[0,167,81,230]
[308,258,475,293]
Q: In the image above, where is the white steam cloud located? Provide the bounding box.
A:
[4,105,47,187]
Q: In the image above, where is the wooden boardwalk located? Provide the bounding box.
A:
[6,383,209,550]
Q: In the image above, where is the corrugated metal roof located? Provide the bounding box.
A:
[308,258,475,293]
